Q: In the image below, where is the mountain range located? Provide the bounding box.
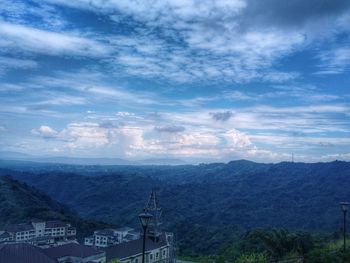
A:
[1,159,349,230]
[0,151,188,165]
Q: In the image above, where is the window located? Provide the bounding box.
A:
[150,254,153,260]
[163,251,166,255]
[156,253,159,258]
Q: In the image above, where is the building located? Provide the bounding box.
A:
[143,190,163,242]
[85,227,140,248]
[103,190,176,263]
[43,242,106,263]
[0,219,76,247]
[0,231,12,243]
[0,242,106,263]
[103,233,173,263]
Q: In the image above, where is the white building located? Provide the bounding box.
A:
[85,227,139,248]
[0,219,76,247]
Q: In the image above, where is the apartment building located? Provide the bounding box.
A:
[0,219,76,246]
[85,227,139,248]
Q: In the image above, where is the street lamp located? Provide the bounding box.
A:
[139,212,153,263]
[340,202,349,252]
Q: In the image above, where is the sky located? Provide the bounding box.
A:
[0,0,350,163]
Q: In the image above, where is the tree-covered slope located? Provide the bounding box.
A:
[0,175,75,226]
[1,160,350,232]
[0,175,110,237]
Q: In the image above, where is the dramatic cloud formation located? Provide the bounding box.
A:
[29,121,258,159]
[0,0,350,162]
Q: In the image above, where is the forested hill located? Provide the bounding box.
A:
[0,175,74,226]
[0,175,110,237]
[1,159,350,232]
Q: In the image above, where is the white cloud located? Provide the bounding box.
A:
[224,129,252,149]
[0,21,111,57]
[0,0,66,30]
[0,56,38,71]
[316,46,350,74]
[41,0,309,83]
[62,122,110,147]
[34,94,87,106]
[30,71,159,106]
[30,121,257,159]
[31,125,58,138]
[320,153,350,161]
[116,112,134,117]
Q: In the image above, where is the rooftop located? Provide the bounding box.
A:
[103,233,168,261]
[0,243,56,263]
[95,229,116,236]
[43,242,105,259]
[46,220,68,228]
[5,223,34,232]
[115,226,134,232]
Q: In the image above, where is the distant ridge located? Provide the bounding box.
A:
[0,151,188,165]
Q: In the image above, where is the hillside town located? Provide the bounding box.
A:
[0,191,176,263]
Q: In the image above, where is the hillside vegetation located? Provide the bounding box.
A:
[0,175,110,238]
[1,159,350,255]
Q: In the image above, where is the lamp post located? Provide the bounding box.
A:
[340,202,349,252]
[139,212,153,263]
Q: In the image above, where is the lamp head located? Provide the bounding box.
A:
[340,202,350,212]
[139,212,153,228]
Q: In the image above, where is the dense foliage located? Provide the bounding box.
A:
[0,175,110,238]
[181,229,350,263]
[1,159,350,257]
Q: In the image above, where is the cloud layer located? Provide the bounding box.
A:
[1,0,350,162]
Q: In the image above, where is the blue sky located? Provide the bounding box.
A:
[0,0,350,163]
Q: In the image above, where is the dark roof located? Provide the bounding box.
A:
[124,234,137,240]
[0,243,56,263]
[115,227,133,232]
[95,229,115,236]
[28,236,54,242]
[43,243,104,259]
[128,230,140,235]
[5,223,34,232]
[30,219,45,223]
[46,220,67,228]
[103,234,169,261]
